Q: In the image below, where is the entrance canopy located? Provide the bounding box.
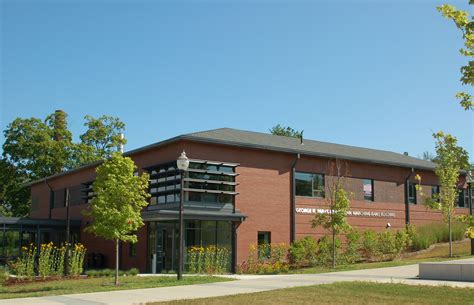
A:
[142,209,247,222]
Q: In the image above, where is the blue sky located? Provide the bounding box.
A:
[1,0,472,160]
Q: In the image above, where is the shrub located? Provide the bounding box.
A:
[394,230,409,255]
[342,229,361,264]
[358,229,410,262]
[361,230,379,261]
[376,230,408,261]
[187,246,231,274]
[238,243,289,274]
[289,236,318,267]
[127,268,139,276]
[85,269,98,277]
[316,235,342,266]
[0,268,8,286]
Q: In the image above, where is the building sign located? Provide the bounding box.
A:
[295,207,396,218]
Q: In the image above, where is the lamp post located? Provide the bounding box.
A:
[466,170,473,255]
[65,188,71,276]
[176,151,189,280]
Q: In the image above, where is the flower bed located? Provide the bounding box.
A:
[5,242,86,282]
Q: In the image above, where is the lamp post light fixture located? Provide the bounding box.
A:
[466,170,473,255]
[176,151,189,280]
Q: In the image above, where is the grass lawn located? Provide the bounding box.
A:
[152,281,474,305]
[0,275,231,299]
[291,239,472,274]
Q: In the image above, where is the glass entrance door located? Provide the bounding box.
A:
[154,224,177,273]
[155,228,164,273]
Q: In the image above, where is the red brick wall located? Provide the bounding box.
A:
[28,139,469,272]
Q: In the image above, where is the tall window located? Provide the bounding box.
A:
[257,231,271,259]
[408,182,417,204]
[431,185,440,201]
[295,172,325,198]
[457,189,469,208]
[53,189,65,208]
[363,179,374,202]
[129,243,137,257]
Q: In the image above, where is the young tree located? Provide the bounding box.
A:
[84,153,149,285]
[269,124,303,139]
[74,115,126,165]
[423,132,469,257]
[311,159,352,268]
[437,2,473,110]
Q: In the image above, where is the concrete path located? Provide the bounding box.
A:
[2,259,473,305]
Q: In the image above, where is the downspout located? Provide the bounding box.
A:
[43,180,54,219]
[404,168,415,225]
[290,153,301,243]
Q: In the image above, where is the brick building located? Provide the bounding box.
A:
[11,128,471,272]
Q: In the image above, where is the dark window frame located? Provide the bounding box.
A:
[129,242,137,257]
[363,178,374,202]
[53,189,66,209]
[431,185,440,202]
[147,160,237,206]
[408,181,417,204]
[295,171,325,198]
[257,231,271,259]
[457,188,469,208]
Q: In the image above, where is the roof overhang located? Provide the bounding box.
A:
[142,209,247,222]
[0,217,82,227]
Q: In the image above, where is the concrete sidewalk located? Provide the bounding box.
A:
[1,259,473,305]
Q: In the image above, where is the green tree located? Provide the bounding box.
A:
[84,153,149,285]
[437,2,474,110]
[1,110,74,217]
[74,115,126,165]
[1,111,127,216]
[0,159,30,216]
[47,110,74,171]
[424,132,469,257]
[269,124,303,139]
[2,112,73,179]
[311,159,352,268]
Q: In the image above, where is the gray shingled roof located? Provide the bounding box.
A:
[180,128,436,170]
[28,127,436,186]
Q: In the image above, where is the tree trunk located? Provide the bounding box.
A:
[115,239,119,286]
[332,229,336,269]
[448,214,453,258]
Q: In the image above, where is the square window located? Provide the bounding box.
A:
[295,172,325,197]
